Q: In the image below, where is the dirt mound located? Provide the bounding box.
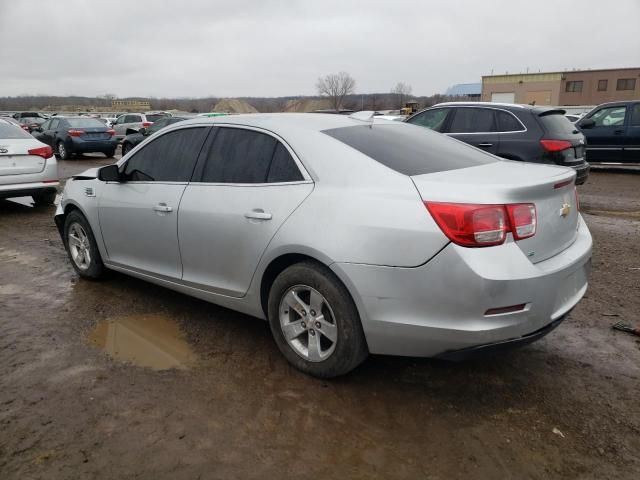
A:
[212,98,258,114]
[283,98,332,113]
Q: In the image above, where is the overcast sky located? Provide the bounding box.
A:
[1,0,639,98]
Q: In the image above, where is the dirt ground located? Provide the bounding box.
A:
[1,161,639,479]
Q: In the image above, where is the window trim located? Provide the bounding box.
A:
[441,106,526,135]
[189,123,313,186]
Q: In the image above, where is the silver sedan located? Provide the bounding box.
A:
[54,113,592,377]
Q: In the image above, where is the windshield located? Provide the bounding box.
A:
[538,113,579,136]
[21,117,45,124]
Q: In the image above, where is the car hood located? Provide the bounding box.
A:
[71,167,100,180]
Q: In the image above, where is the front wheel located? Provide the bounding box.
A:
[268,261,368,378]
[63,211,105,279]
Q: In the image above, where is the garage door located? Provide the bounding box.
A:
[491,92,515,103]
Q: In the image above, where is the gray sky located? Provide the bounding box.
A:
[1,0,639,98]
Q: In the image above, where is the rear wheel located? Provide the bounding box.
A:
[32,190,56,206]
[57,141,69,160]
[105,148,116,158]
[63,211,105,279]
[267,261,368,378]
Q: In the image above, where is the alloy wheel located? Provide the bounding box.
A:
[68,223,91,270]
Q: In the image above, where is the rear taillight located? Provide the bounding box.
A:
[67,129,83,137]
[21,124,29,131]
[142,121,152,128]
[540,139,572,152]
[424,202,537,247]
[106,129,115,136]
[28,146,53,159]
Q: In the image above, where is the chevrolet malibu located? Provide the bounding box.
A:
[54,114,592,378]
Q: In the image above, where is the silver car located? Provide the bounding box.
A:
[54,114,592,377]
[0,119,58,205]
[111,112,170,140]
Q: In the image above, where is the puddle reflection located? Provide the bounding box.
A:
[87,314,196,370]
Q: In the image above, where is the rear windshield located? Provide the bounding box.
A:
[146,114,167,122]
[66,118,106,128]
[538,113,579,136]
[0,122,32,139]
[22,117,45,124]
[322,124,497,176]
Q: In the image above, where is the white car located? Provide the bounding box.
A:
[111,112,171,140]
[0,119,58,205]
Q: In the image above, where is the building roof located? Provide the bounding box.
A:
[445,83,482,96]
[482,67,640,79]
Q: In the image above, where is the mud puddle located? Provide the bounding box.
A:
[87,313,196,370]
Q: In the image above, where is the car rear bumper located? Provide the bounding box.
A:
[67,137,118,153]
[0,180,59,199]
[572,162,590,185]
[332,215,592,358]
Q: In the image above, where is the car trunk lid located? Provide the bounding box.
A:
[411,161,579,263]
[0,139,47,176]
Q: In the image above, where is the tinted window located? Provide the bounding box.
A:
[588,106,626,127]
[631,104,640,126]
[50,119,60,130]
[449,108,495,133]
[322,124,496,176]
[66,118,105,128]
[123,127,207,182]
[539,113,579,135]
[200,128,278,183]
[146,114,167,122]
[496,111,525,132]
[125,115,141,123]
[0,122,32,139]
[41,120,51,130]
[407,108,449,131]
[267,143,303,182]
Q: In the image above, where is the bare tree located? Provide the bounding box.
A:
[316,72,356,112]
[391,82,413,108]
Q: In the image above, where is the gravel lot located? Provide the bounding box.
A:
[1,159,639,479]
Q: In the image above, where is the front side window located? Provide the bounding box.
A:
[616,78,636,91]
[123,127,208,182]
[597,79,608,91]
[589,106,627,127]
[200,128,301,183]
[449,108,495,133]
[566,81,583,92]
[406,108,450,132]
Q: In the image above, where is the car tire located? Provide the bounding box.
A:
[32,190,57,206]
[105,149,117,158]
[121,143,131,156]
[63,211,105,279]
[267,261,368,378]
[57,141,69,160]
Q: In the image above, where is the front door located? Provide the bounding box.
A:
[581,105,627,163]
[179,127,313,297]
[98,126,209,278]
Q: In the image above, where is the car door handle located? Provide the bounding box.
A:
[244,209,272,220]
[477,143,493,147]
[152,203,173,213]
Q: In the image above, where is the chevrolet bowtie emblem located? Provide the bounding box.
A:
[560,203,571,217]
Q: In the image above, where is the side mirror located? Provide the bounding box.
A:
[579,118,595,129]
[138,127,146,135]
[99,164,121,182]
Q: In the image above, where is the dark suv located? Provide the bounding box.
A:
[577,101,640,165]
[406,102,590,184]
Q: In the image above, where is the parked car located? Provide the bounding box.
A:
[32,117,118,159]
[2,116,30,132]
[19,116,46,133]
[54,114,592,377]
[406,102,590,184]
[0,118,58,205]
[121,116,187,156]
[13,111,46,120]
[111,112,171,140]
[577,101,640,164]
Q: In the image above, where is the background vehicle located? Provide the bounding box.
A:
[406,102,590,184]
[13,112,46,120]
[0,118,58,205]
[33,117,118,159]
[121,116,187,156]
[112,112,171,140]
[55,114,591,378]
[2,116,30,131]
[577,101,640,164]
[19,116,46,133]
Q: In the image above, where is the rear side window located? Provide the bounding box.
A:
[322,124,496,176]
[631,104,640,126]
[449,108,495,133]
[496,111,525,132]
[125,115,141,123]
[123,127,207,182]
[146,114,167,123]
[539,113,579,135]
[406,108,449,131]
[200,127,302,183]
[0,122,32,139]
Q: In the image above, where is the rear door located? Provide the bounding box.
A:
[178,126,313,297]
[624,103,640,163]
[446,107,500,155]
[580,105,628,163]
[98,126,209,278]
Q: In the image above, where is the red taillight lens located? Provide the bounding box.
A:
[506,204,537,240]
[142,121,152,128]
[28,146,53,159]
[425,202,537,247]
[67,129,83,137]
[106,129,115,136]
[425,203,509,247]
[540,139,572,152]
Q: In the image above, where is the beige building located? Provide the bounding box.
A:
[482,67,640,106]
[111,99,152,112]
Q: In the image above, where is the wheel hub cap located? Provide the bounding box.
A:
[68,223,91,270]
